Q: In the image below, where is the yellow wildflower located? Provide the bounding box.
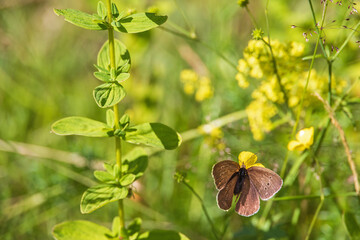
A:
[237,59,249,74]
[246,100,277,141]
[195,76,213,102]
[180,69,198,95]
[238,151,265,169]
[235,73,249,88]
[180,69,213,102]
[235,38,346,141]
[288,127,314,151]
[290,41,305,57]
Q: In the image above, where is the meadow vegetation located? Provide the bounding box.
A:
[0,0,360,239]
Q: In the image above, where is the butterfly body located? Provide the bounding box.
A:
[212,155,282,217]
[233,167,247,195]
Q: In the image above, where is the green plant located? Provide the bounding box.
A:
[50,1,187,239]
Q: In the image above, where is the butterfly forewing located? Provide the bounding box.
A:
[217,173,238,210]
[235,175,260,217]
[247,166,283,200]
[212,160,240,190]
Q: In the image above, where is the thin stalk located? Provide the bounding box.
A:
[331,20,360,60]
[245,6,258,27]
[305,153,324,240]
[273,192,358,201]
[328,61,332,106]
[280,151,289,179]
[106,0,125,234]
[281,2,329,183]
[308,0,328,58]
[291,0,329,136]
[159,26,238,70]
[173,0,194,34]
[263,0,291,111]
[182,181,220,240]
[262,39,291,112]
[256,199,273,229]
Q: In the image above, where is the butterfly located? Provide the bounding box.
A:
[212,151,283,217]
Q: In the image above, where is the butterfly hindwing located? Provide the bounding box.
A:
[216,173,238,210]
[212,160,240,190]
[235,175,260,217]
[247,166,283,200]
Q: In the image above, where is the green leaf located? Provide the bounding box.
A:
[97,1,107,19]
[138,230,189,240]
[94,64,109,73]
[93,82,126,108]
[106,109,115,128]
[301,54,324,61]
[94,171,115,183]
[122,147,148,179]
[97,39,131,72]
[115,73,130,83]
[116,60,131,74]
[343,212,360,240]
[113,12,167,33]
[124,123,181,150]
[104,162,115,175]
[94,71,112,82]
[111,3,119,18]
[51,117,113,137]
[52,220,115,240]
[119,173,136,186]
[127,218,142,240]
[119,114,130,129]
[81,184,128,214]
[54,9,108,30]
[111,217,120,237]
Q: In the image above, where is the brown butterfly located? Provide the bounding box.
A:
[212,151,282,217]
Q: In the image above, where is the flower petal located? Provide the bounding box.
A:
[295,127,314,148]
[287,140,305,151]
[251,163,265,168]
[238,151,258,169]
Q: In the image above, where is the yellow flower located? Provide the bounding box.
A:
[180,69,198,95]
[238,151,265,169]
[235,73,249,88]
[288,127,314,151]
[290,42,305,57]
[195,76,213,102]
[237,59,249,74]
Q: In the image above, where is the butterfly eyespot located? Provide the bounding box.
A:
[267,183,270,186]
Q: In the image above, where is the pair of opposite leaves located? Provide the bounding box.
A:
[212,151,283,217]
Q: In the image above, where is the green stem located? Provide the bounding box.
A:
[262,39,291,111]
[328,61,332,106]
[331,20,360,61]
[305,152,324,240]
[245,6,258,27]
[263,0,290,110]
[280,151,289,179]
[308,0,328,58]
[282,0,329,182]
[273,192,358,201]
[182,181,220,240]
[159,26,238,70]
[106,0,125,234]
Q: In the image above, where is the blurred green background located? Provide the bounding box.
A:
[1,0,360,239]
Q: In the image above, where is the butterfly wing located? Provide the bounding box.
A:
[247,166,283,200]
[235,175,260,217]
[212,160,240,190]
[216,173,238,210]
